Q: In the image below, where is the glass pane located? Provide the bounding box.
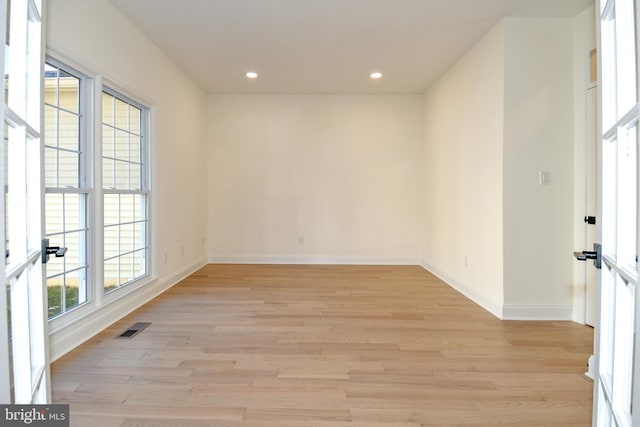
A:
[601,9,617,131]
[120,194,134,224]
[6,124,25,261]
[58,70,79,113]
[615,0,637,116]
[133,249,146,278]
[10,276,33,402]
[64,194,82,232]
[134,194,145,222]
[121,222,134,253]
[119,253,134,285]
[45,242,64,277]
[130,135,141,164]
[115,129,129,162]
[57,149,78,188]
[43,63,58,105]
[45,193,63,235]
[612,276,634,414]
[103,157,114,189]
[44,104,58,147]
[102,92,114,126]
[603,138,618,257]
[58,110,79,152]
[617,124,637,269]
[130,163,141,190]
[114,98,128,130]
[46,276,62,318]
[102,125,114,159]
[104,194,119,226]
[76,268,89,308]
[134,221,145,250]
[25,135,41,252]
[104,258,118,293]
[64,232,80,271]
[44,147,57,187]
[104,225,119,259]
[599,267,616,378]
[115,160,129,189]
[63,270,81,312]
[26,5,41,130]
[130,107,141,135]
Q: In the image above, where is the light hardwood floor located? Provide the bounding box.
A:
[51,264,594,427]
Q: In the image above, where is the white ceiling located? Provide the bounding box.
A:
[111,0,593,94]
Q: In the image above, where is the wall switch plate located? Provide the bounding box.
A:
[539,171,551,186]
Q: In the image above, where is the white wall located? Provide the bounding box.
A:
[44,1,592,362]
[502,18,575,319]
[47,0,208,359]
[422,23,505,317]
[207,95,423,264]
[422,17,579,320]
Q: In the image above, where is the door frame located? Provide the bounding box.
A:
[593,0,640,425]
[0,0,50,403]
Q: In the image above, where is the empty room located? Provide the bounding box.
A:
[1,0,638,426]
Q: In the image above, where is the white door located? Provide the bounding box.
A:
[0,0,49,403]
[593,0,640,425]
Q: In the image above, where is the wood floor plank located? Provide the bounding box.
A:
[51,264,594,426]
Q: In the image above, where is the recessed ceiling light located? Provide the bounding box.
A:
[246,71,258,79]
[370,72,383,79]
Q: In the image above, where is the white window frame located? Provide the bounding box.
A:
[43,57,93,321]
[100,86,150,295]
[43,54,155,334]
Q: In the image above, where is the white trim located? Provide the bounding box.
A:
[207,255,422,266]
[45,45,157,108]
[502,304,574,321]
[48,257,206,362]
[419,260,504,319]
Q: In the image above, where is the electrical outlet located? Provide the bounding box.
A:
[298,236,305,245]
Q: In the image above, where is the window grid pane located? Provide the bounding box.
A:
[601,7,617,131]
[43,61,89,320]
[102,90,148,293]
[44,193,89,320]
[617,124,637,271]
[44,63,81,190]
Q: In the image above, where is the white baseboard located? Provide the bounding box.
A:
[48,258,207,362]
[502,304,574,321]
[419,260,504,319]
[419,261,575,321]
[207,255,422,265]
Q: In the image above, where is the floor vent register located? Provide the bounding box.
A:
[116,322,151,339]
